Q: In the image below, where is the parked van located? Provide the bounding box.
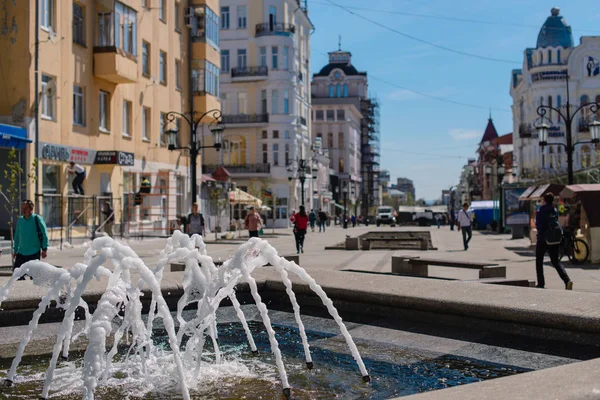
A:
[376,206,396,227]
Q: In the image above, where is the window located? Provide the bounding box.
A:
[101,2,137,55]
[283,46,289,70]
[285,144,290,166]
[194,60,220,97]
[142,107,151,141]
[337,109,345,120]
[261,90,267,114]
[142,41,150,75]
[159,51,167,84]
[41,75,55,119]
[273,144,279,166]
[548,50,552,64]
[159,0,166,21]
[73,85,85,126]
[283,90,289,114]
[557,95,562,123]
[142,0,149,8]
[40,0,55,30]
[329,85,334,97]
[284,130,290,140]
[548,96,553,121]
[272,46,278,69]
[272,90,279,114]
[191,6,219,47]
[262,144,268,164]
[221,92,230,114]
[262,130,268,139]
[327,132,334,148]
[175,59,181,90]
[326,110,335,121]
[122,100,132,136]
[73,3,85,46]
[174,1,181,30]
[221,50,230,72]
[338,132,345,148]
[343,84,348,97]
[237,6,247,28]
[269,6,277,24]
[315,110,324,121]
[273,130,279,139]
[237,92,248,114]
[160,112,166,145]
[260,47,267,67]
[221,6,230,29]
[99,91,110,131]
[557,49,561,64]
[237,49,247,68]
[336,84,341,97]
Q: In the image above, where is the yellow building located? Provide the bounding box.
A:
[0,0,220,242]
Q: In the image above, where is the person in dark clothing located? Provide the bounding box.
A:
[318,209,327,232]
[535,193,572,290]
[291,205,309,254]
[449,208,456,231]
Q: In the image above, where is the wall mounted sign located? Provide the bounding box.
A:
[531,70,568,83]
[40,142,97,164]
[94,151,135,166]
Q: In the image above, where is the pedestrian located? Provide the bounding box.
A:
[435,214,442,229]
[351,215,357,228]
[244,206,263,238]
[67,161,86,195]
[535,193,573,290]
[291,205,309,254]
[187,203,206,237]
[318,209,327,232]
[309,209,317,232]
[13,199,49,280]
[457,202,473,250]
[450,208,456,231]
[102,201,115,238]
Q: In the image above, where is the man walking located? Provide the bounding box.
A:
[318,209,327,232]
[244,206,263,238]
[187,203,206,237]
[13,200,49,280]
[309,209,317,232]
[535,193,573,290]
[457,202,473,250]
[67,161,86,195]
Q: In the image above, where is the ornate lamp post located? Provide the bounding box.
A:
[342,183,348,229]
[535,71,600,185]
[164,109,225,206]
[287,158,310,207]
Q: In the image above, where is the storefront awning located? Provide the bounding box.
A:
[228,188,262,207]
[518,185,538,201]
[0,123,31,150]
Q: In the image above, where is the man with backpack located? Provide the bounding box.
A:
[457,203,473,250]
[187,203,205,237]
[13,199,49,280]
[535,193,572,290]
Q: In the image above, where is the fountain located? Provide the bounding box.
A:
[0,231,369,399]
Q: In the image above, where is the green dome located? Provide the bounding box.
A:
[536,7,574,48]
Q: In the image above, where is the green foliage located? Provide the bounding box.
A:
[209,184,228,240]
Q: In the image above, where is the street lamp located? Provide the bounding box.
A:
[342,183,348,229]
[164,109,225,206]
[535,70,600,184]
[287,158,309,207]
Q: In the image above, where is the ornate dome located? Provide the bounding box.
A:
[536,7,574,48]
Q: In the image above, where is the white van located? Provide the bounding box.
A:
[376,206,396,227]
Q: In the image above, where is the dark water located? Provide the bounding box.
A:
[0,321,526,399]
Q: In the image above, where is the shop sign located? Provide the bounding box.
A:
[94,151,135,166]
[40,142,96,164]
[531,70,567,83]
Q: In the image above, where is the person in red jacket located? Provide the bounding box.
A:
[290,205,309,254]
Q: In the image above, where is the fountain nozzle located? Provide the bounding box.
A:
[306,361,314,369]
[362,375,371,383]
[2,379,12,387]
[282,387,292,399]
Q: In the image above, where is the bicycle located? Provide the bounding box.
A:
[558,229,589,265]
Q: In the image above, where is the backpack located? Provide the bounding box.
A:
[544,212,563,245]
[33,214,43,247]
[188,213,205,227]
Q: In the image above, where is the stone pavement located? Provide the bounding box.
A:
[2,225,599,293]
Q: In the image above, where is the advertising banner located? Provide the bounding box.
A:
[504,188,529,226]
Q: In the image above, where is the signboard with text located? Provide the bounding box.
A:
[40,142,96,164]
[94,151,135,166]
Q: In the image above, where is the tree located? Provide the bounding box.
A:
[209,183,229,241]
[0,148,37,265]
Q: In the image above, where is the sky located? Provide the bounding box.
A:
[307,0,598,200]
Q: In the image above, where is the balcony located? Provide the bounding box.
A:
[579,118,590,133]
[221,114,269,126]
[255,22,295,37]
[93,14,138,84]
[204,164,271,176]
[231,66,268,82]
[518,123,533,138]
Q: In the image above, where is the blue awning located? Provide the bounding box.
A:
[0,123,31,150]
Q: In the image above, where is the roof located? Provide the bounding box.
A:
[314,63,366,77]
[496,133,513,145]
[536,8,574,48]
[480,118,499,143]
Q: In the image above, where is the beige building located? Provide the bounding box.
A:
[0,0,220,242]
[202,0,312,227]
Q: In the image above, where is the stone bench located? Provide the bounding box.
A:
[169,255,300,272]
[391,256,506,279]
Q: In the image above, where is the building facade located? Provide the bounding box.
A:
[0,0,220,240]
[510,7,600,182]
[395,177,415,202]
[203,0,312,227]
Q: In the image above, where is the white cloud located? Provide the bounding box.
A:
[449,128,482,141]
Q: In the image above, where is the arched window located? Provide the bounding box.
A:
[329,85,334,98]
[336,84,341,97]
[540,51,544,65]
[343,84,348,97]
[327,132,334,148]
[548,50,552,64]
[557,49,561,64]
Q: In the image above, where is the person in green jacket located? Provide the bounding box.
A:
[13,199,49,280]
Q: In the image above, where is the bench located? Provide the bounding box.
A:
[391,256,506,279]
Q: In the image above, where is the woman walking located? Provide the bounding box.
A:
[291,205,309,254]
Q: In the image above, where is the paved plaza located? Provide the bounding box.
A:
[3,225,600,293]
